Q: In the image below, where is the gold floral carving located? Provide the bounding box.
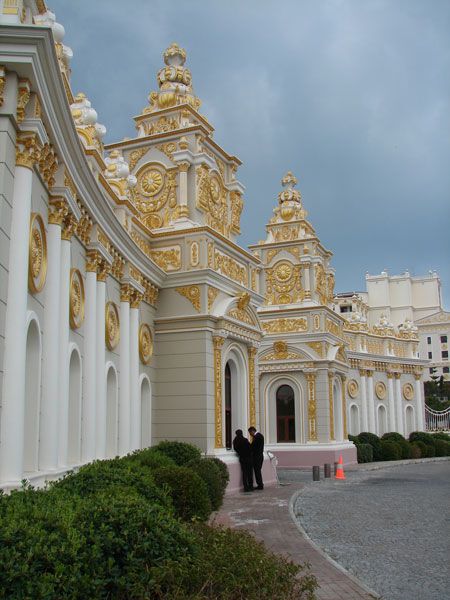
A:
[262,341,303,361]
[135,164,177,229]
[347,379,359,399]
[85,249,100,273]
[326,318,342,338]
[313,314,321,330]
[261,318,307,334]
[16,132,40,169]
[38,143,58,187]
[307,341,324,358]
[48,198,69,226]
[375,381,387,400]
[190,241,199,266]
[69,268,85,329]
[105,302,120,350]
[248,347,257,427]
[176,285,201,312]
[143,280,159,307]
[315,264,328,305]
[139,168,164,197]
[207,286,220,311]
[156,142,177,162]
[230,191,243,234]
[97,260,111,282]
[196,164,230,236]
[128,147,148,171]
[227,308,255,326]
[139,323,153,365]
[145,116,179,136]
[213,336,225,448]
[16,78,31,123]
[402,383,414,401]
[61,213,78,241]
[0,66,5,107]
[214,251,247,286]
[265,260,303,305]
[341,376,348,438]
[266,249,280,264]
[306,373,318,441]
[327,272,335,302]
[28,213,47,294]
[149,247,181,271]
[120,283,132,303]
[328,373,335,441]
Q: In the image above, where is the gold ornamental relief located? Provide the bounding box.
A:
[139,168,164,197]
[134,163,177,229]
[196,165,230,237]
[176,285,201,312]
[105,301,120,350]
[139,323,153,365]
[69,268,85,329]
[347,379,359,399]
[28,213,47,294]
[403,383,414,401]
[375,381,387,400]
[265,260,303,305]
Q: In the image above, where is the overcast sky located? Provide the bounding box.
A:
[51,0,450,307]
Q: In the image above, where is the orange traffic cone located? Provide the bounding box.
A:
[335,455,346,480]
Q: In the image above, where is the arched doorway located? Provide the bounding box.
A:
[225,362,232,449]
[23,318,41,473]
[140,376,152,448]
[276,384,296,442]
[377,404,387,436]
[405,405,415,437]
[105,365,118,458]
[349,404,360,435]
[67,347,82,465]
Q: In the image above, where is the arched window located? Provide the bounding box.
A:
[276,385,295,442]
[67,348,82,465]
[106,366,118,458]
[405,405,415,437]
[24,319,41,473]
[349,404,360,436]
[225,362,232,449]
[378,405,387,436]
[140,377,152,449]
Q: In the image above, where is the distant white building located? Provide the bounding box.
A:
[335,271,449,381]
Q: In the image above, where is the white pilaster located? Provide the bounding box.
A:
[129,293,142,451]
[39,204,65,471]
[95,265,108,459]
[0,159,34,483]
[394,374,404,436]
[82,253,98,462]
[367,371,375,433]
[360,371,369,432]
[387,375,396,432]
[118,285,131,454]
[303,262,311,298]
[415,375,425,431]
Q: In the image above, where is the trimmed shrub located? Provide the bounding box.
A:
[432,432,450,442]
[426,444,436,458]
[413,440,428,457]
[356,443,373,463]
[408,431,436,448]
[357,432,382,461]
[410,442,422,458]
[187,458,225,511]
[382,434,412,459]
[50,458,169,507]
[152,465,212,521]
[126,447,176,470]
[153,440,202,466]
[380,440,401,461]
[433,439,450,457]
[348,434,358,444]
[208,456,230,493]
[152,523,318,600]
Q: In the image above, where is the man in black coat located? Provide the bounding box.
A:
[248,426,264,490]
[232,429,254,492]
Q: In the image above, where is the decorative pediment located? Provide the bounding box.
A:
[260,341,309,361]
[415,310,450,325]
[226,306,257,327]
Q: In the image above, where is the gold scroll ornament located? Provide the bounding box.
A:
[105,301,120,350]
[28,213,47,294]
[248,347,257,428]
[139,323,153,365]
[213,336,225,448]
[306,372,318,441]
[69,268,85,329]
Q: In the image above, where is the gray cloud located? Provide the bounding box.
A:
[52,0,450,305]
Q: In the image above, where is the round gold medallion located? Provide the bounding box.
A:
[69,268,85,329]
[347,379,359,399]
[139,168,164,197]
[274,261,293,283]
[375,381,387,400]
[105,301,120,350]
[403,383,414,401]
[139,323,153,365]
[28,213,47,294]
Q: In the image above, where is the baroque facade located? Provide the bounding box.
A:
[0,2,427,490]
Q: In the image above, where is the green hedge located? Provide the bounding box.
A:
[208,456,230,493]
[380,440,402,461]
[125,446,176,470]
[187,458,225,511]
[357,432,383,461]
[356,443,373,463]
[434,439,450,456]
[410,442,422,458]
[153,440,202,466]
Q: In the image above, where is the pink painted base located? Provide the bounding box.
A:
[213,454,278,494]
[268,445,357,468]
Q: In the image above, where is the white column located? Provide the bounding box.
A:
[57,218,74,467]
[367,371,375,433]
[303,261,311,299]
[394,374,404,436]
[360,370,369,432]
[118,285,131,454]
[415,375,425,431]
[0,144,35,484]
[81,252,98,462]
[39,203,66,471]
[95,263,109,459]
[176,162,190,218]
[129,292,142,451]
[387,374,396,432]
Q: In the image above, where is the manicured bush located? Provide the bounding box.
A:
[382,434,411,459]
[348,434,358,444]
[152,465,212,521]
[207,456,230,493]
[357,432,382,461]
[426,444,436,458]
[152,524,318,600]
[187,458,225,511]
[153,440,202,466]
[433,439,450,457]
[356,443,373,463]
[380,440,402,461]
[126,446,176,470]
[409,442,422,458]
[50,458,169,507]
[432,432,450,442]
[408,431,436,448]
[412,440,428,458]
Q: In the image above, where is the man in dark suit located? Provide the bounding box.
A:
[248,426,264,490]
[233,429,254,492]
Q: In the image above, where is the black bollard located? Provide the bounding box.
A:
[312,465,320,481]
[324,463,331,478]
[334,461,338,476]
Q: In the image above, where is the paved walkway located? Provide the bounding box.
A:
[215,480,378,600]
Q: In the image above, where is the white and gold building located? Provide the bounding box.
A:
[0,2,427,490]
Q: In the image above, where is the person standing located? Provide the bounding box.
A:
[248,426,264,490]
[233,429,254,492]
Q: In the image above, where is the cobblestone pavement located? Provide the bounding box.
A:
[215,482,378,600]
[289,461,450,600]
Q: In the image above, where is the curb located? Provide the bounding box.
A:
[289,488,381,599]
[347,456,450,472]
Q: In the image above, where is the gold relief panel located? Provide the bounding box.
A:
[69,268,85,330]
[326,318,342,338]
[214,250,247,286]
[265,260,303,305]
[105,302,120,350]
[149,246,181,271]
[196,164,231,237]
[176,285,201,312]
[306,341,324,358]
[375,381,387,400]
[261,318,307,334]
[28,213,47,294]
[313,314,321,330]
[306,372,318,441]
[226,307,256,327]
[139,323,153,365]
[135,163,177,229]
[230,191,243,235]
[262,341,303,361]
[156,141,177,162]
[347,379,359,399]
[189,241,200,267]
[403,383,414,401]
[213,336,226,448]
[315,264,328,305]
[128,147,148,171]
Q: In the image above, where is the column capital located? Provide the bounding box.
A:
[15,132,40,169]
[48,198,69,226]
[247,346,258,359]
[97,259,111,282]
[414,373,421,381]
[130,290,144,309]
[393,372,401,380]
[359,368,367,377]
[120,283,132,303]
[213,335,226,350]
[61,213,78,241]
[85,249,101,273]
[177,161,190,172]
[17,78,31,123]
[366,369,374,378]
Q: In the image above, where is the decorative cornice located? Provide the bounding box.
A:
[15,132,40,169]
[176,285,201,312]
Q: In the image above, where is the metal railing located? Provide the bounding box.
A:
[425,405,450,432]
